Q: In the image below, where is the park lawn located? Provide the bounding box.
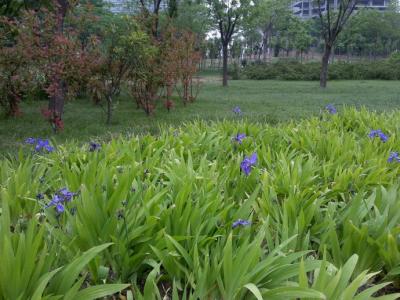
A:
[1,79,400,155]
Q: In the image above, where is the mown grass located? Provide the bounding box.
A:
[1,79,400,154]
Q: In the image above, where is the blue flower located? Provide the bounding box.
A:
[325,104,337,114]
[240,152,257,176]
[368,129,388,143]
[233,133,246,144]
[46,188,76,213]
[46,194,61,208]
[36,193,44,200]
[232,219,251,229]
[35,139,46,151]
[233,106,242,115]
[25,137,36,144]
[44,144,54,152]
[388,152,400,163]
[56,203,65,213]
[25,138,54,152]
[89,142,101,152]
[34,139,54,152]
[57,187,76,202]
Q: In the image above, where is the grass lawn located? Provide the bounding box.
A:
[1,79,400,154]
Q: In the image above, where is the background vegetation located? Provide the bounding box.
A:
[243,53,400,80]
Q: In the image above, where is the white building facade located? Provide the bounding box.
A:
[292,0,389,18]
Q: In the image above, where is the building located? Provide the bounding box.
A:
[104,0,168,14]
[103,0,132,13]
[292,0,389,18]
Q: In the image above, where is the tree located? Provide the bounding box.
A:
[169,0,210,38]
[282,16,313,61]
[47,0,70,122]
[207,0,249,87]
[0,16,30,116]
[0,0,49,16]
[338,8,400,59]
[248,0,291,60]
[315,0,358,88]
[293,21,313,62]
[29,1,99,131]
[2,1,102,130]
[137,0,163,37]
[93,17,153,123]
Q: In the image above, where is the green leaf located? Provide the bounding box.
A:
[262,287,326,299]
[49,243,113,293]
[30,268,62,300]
[75,284,130,300]
[244,283,263,300]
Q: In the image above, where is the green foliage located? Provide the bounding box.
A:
[0,198,128,299]
[244,59,400,81]
[338,9,400,58]
[1,108,400,297]
[228,61,241,80]
[300,255,400,300]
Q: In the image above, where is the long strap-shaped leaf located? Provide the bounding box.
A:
[74,284,131,300]
[48,243,113,294]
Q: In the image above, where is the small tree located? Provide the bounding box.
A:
[315,0,358,88]
[0,17,31,116]
[158,26,179,110]
[248,0,291,61]
[207,0,249,87]
[5,1,100,130]
[93,17,153,123]
[175,31,201,105]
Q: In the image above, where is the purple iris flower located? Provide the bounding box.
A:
[46,187,76,213]
[34,139,54,152]
[325,104,337,114]
[56,203,65,213]
[58,187,76,202]
[46,194,61,208]
[388,152,400,163]
[233,106,242,115]
[44,144,54,152]
[35,139,46,151]
[240,153,257,176]
[232,219,251,229]
[26,138,54,153]
[25,137,36,144]
[233,133,246,144]
[368,130,388,143]
[89,142,101,152]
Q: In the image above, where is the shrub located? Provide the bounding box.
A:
[228,61,241,80]
[243,58,400,81]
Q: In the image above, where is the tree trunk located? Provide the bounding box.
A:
[222,43,228,87]
[320,44,332,88]
[48,75,66,118]
[262,30,268,61]
[274,44,280,57]
[8,81,21,117]
[48,0,69,119]
[106,95,112,124]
